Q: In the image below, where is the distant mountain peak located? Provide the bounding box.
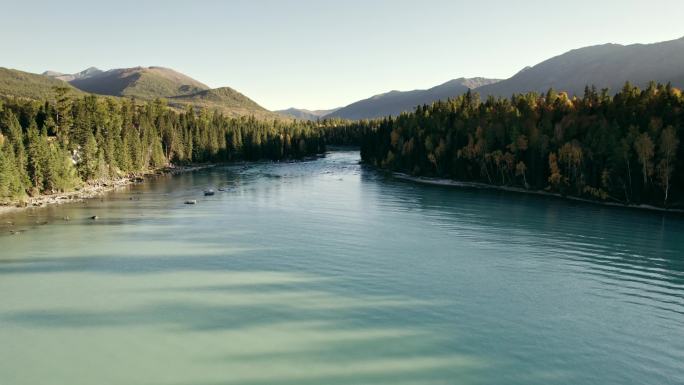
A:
[33,65,279,119]
[42,70,64,77]
[63,66,210,99]
[276,107,340,120]
[43,66,103,82]
[74,67,103,79]
[80,66,101,74]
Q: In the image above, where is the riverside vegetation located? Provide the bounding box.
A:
[2,82,684,211]
[0,87,326,204]
[357,83,683,209]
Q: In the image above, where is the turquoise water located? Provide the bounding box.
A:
[1,150,683,385]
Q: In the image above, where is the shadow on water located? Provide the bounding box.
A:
[0,260,488,384]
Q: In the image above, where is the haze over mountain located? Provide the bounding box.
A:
[324,77,500,120]
[276,107,340,121]
[475,36,684,98]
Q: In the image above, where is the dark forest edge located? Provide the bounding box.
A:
[352,82,683,210]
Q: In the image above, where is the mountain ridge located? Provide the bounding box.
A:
[5,35,684,121]
[474,36,684,97]
[276,107,340,120]
[66,66,210,99]
[324,77,501,120]
[38,66,281,119]
[44,67,103,82]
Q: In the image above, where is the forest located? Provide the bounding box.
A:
[3,82,684,209]
[358,83,683,208]
[0,88,326,202]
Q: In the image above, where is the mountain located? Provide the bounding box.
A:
[67,66,210,99]
[169,87,283,120]
[325,77,500,120]
[321,37,684,120]
[0,67,86,100]
[41,66,279,118]
[43,67,103,82]
[276,107,340,120]
[42,70,66,77]
[3,65,281,120]
[475,36,684,97]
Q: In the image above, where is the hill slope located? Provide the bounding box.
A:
[0,67,85,100]
[169,87,283,120]
[276,107,339,120]
[475,36,684,97]
[69,66,210,99]
[326,77,499,120]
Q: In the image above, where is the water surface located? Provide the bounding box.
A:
[1,150,683,385]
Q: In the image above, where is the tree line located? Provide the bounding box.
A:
[358,83,683,208]
[0,88,326,202]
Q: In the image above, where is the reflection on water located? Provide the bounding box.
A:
[0,151,683,385]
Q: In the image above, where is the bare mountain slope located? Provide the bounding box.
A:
[325,77,500,120]
[475,36,684,97]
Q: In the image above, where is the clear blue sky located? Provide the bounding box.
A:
[2,0,684,110]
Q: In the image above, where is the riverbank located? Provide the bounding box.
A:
[393,172,684,214]
[0,164,215,217]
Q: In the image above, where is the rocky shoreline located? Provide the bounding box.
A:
[393,173,684,214]
[0,164,215,217]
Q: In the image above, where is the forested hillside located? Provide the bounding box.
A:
[359,83,684,208]
[0,88,325,202]
[0,68,86,100]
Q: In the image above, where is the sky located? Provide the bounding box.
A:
[2,0,684,110]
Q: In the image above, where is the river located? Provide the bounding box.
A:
[1,150,683,385]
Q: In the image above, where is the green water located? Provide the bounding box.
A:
[1,150,683,385]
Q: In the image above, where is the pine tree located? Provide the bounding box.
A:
[78,131,99,181]
[0,109,29,191]
[26,121,49,194]
[0,140,25,200]
[46,142,79,192]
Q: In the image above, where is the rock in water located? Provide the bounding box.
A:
[90,215,98,220]
[185,200,197,205]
